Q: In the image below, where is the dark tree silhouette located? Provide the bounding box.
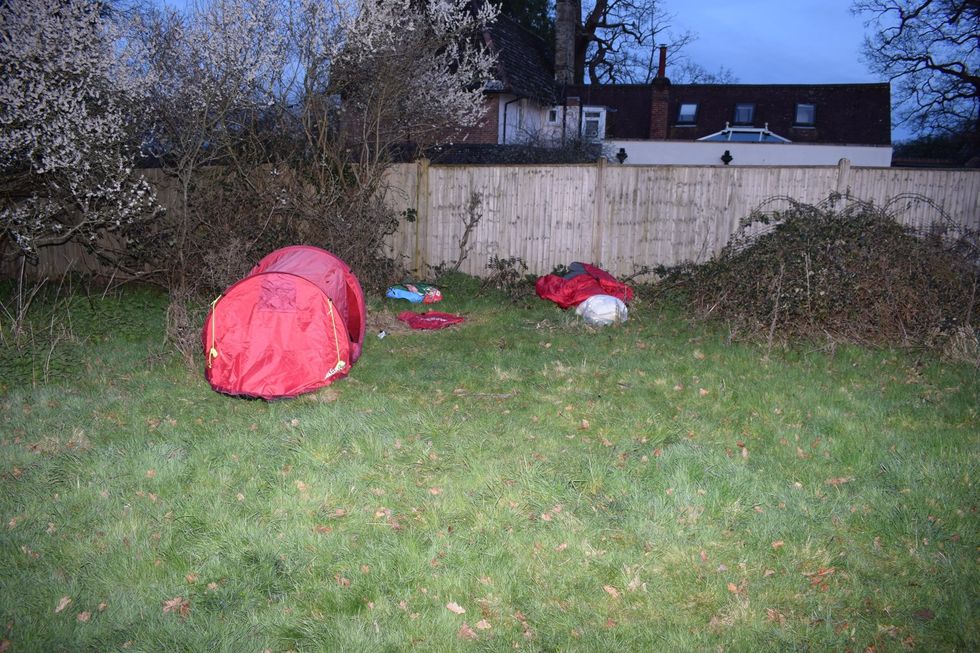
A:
[574,0,694,84]
[854,0,979,145]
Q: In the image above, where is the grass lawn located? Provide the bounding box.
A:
[1,276,977,652]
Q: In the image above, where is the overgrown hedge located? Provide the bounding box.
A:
[655,195,978,355]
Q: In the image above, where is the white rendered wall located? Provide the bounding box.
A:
[607,139,893,167]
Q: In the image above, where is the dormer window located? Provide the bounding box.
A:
[794,103,816,126]
[677,103,698,124]
[733,103,755,125]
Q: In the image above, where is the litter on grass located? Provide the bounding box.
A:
[397,311,466,330]
[575,294,628,326]
[535,262,632,325]
[385,282,443,304]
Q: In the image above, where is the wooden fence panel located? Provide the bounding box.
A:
[399,164,600,277]
[8,161,979,281]
[385,161,980,278]
[846,167,980,232]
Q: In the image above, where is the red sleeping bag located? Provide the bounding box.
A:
[535,263,633,309]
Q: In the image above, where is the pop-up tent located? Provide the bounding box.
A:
[202,246,366,399]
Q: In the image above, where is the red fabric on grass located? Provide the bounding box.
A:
[397,311,466,330]
[534,263,633,309]
[203,271,351,399]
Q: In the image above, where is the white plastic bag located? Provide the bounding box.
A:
[575,294,628,326]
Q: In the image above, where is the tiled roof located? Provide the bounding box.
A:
[483,14,557,103]
[667,83,891,146]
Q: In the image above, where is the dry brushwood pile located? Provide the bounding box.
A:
[665,195,978,350]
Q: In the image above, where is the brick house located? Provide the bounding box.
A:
[565,71,893,166]
[451,5,893,166]
[452,13,559,147]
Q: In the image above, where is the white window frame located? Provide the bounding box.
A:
[581,108,606,140]
[547,107,562,125]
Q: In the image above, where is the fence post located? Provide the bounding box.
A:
[414,158,429,277]
[835,158,852,196]
[592,157,606,264]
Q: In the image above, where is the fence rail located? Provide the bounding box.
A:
[383,159,980,278]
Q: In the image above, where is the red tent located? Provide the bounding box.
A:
[202,246,366,399]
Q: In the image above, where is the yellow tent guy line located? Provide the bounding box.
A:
[207,295,222,368]
[324,296,346,379]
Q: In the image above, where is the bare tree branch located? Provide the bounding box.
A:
[854,0,979,141]
[567,0,698,84]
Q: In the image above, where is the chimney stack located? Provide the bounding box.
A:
[649,45,670,139]
[656,44,667,79]
[555,0,578,85]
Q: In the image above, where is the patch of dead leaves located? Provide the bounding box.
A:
[726,580,747,596]
[313,387,340,403]
[766,608,787,625]
[457,623,478,640]
[513,610,534,640]
[803,567,836,591]
[162,596,190,618]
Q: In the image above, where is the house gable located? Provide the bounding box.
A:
[452,12,557,146]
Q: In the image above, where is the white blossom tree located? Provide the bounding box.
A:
[131,0,291,285]
[131,0,497,280]
[285,0,499,276]
[0,0,157,267]
[326,0,498,161]
[129,0,498,351]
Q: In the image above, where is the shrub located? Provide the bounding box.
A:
[659,194,978,351]
[481,256,535,303]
